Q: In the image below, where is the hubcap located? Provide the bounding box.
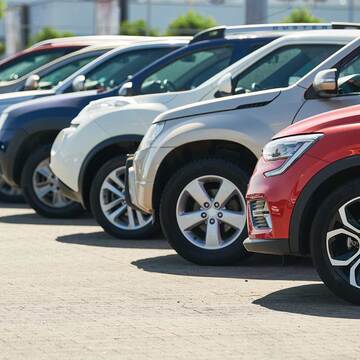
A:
[176,175,246,250]
[32,158,72,208]
[0,175,22,197]
[326,196,360,288]
[100,166,152,231]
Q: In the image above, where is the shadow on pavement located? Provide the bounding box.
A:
[254,284,360,319]
[132,253,319,281]
[57,231,170,249]
[0,212,96,226]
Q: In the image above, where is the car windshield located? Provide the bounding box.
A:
[37,54,100,90]
[0,48,78,82]
[80,47,174,92]
[139,46,234,94]
[233,44,342,94]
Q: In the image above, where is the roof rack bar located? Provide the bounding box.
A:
[191,22,360,43]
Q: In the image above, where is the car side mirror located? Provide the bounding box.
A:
[72,75,86,92]
[118,81,133,96]
[215,73,233,98]
[24,74,40,90]
[313,69,338,98]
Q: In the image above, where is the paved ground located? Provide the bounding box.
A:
[0,204,359,360]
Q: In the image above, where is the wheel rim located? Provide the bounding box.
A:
[32,158,72,208]
[176,175,246,250]
[0,175,22,197]
[326,196,360,289]
[100,166,152,231]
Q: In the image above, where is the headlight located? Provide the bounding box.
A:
[0,112,8,129]
[263,134,323,177]
[139,122,165,150]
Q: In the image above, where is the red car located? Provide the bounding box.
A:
[244,104,360,304]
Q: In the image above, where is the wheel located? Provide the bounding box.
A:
[21,145,84,218]
[160,158,250,265]
[311,179,360,305]
[90,155,157,239]
[0,173,23,203]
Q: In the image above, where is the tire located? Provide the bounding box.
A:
[21,145,84,218]
[310,179,360,305]
[160,158,250,265]
[0,174,23,203]
[90,155,158,239]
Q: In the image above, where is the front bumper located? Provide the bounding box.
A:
[0,128,27,186]
[58,179,85,207]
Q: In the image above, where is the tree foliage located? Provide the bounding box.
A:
[283,7,321,23]
[29,27,74,46]
[120,20,159,36]
[166,10,217,36]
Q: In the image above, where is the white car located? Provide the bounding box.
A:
[50,29,358,239]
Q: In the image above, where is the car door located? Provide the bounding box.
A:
[294,48,360,122]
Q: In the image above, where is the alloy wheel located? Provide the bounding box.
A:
[99,166,152,230]
[326,196,360,289]
[32,158,72,208]
[176,175,246,250]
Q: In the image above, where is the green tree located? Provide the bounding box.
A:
[29,27,75,46]
[283,7,321,23]
[0,0,5,18]
[120,20,159,36]
[166,10,217,36]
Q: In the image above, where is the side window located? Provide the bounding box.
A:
[139,46,233,95]
[338,54,360,95]
[38,55,99,89]
[233,44,341,94]
[82,48,173,92]
[0,48,72,81]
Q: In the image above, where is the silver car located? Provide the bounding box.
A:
[127,31,360,265]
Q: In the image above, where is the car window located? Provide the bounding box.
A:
[82,48,173,92]
[233,44,341,94]
[338,54,360,95]
[139,46,233,95]
[0,48,77,82]
[37,55,100,90]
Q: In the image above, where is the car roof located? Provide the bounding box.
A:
[31,35,191,48]
[275,29,360,43]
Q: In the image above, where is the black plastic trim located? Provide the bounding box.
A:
[78,135,143,201]
[289,155,360,254]
[244,237,290,255]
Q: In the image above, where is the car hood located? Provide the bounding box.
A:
[153,89,281,124]
[0,89,54,112]
[275,104,360,138]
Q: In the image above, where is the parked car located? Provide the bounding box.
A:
[0,39,188,213]
[0,45,114,203]
[125,30,360,265]
[0,44,116,94]
[50,23,319,237]
[0,35,132,89]
[244,103,360,305]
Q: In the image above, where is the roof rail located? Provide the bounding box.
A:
[190,22,360,43]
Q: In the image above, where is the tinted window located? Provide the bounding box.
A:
[82,48,174,92]
[234,44,341,94]
[140,46,233,94]
[338,53,360,95]
[0,48,78,82]
[37,54,100,89]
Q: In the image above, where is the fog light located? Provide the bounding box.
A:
[250,200,272,230]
